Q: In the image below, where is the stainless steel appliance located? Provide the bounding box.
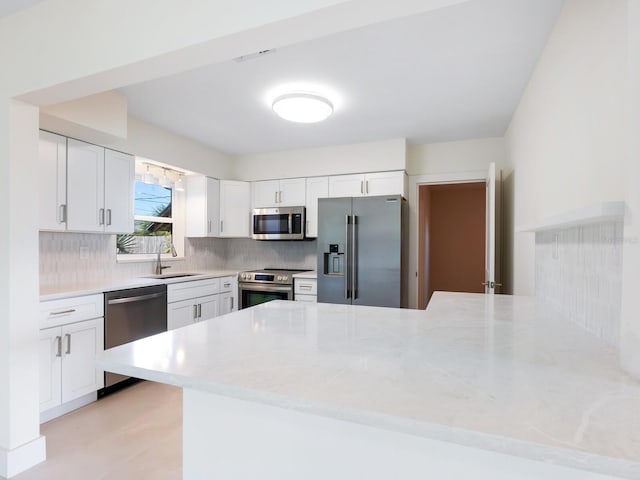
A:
[239,268,307,308]
[101,284,167,394]
[251,207,305,240]
[317,195,408,308]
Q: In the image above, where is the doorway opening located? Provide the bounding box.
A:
[418,182,486,309]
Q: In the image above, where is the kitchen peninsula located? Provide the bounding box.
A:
[98,293,640,479]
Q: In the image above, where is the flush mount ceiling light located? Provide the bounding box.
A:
[272,92,333,123]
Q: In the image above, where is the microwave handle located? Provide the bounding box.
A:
[288,214,293,234]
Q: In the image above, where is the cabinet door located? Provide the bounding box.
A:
[219,291,234,315]
[278,178,306,206]
[67,139,105,232]
[104,149,134,234]
[39,327,62,412]
[198,294,219,322]
[219,180,250,237]
[305,177,329,238]
[252,180,279,208]
[168,299,197,330]
[328,174,365,198]
[38,131,67,231]
[364,171,406,197]
[206,177,221,237]
[61,319,104,404]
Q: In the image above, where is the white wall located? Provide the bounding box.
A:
[505,0,629,295]
[406,137,505,176]
[233,138,406,181]
[39,93,234,180]
[619,0,640,378]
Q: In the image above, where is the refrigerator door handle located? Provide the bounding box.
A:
[352,215,357,299]
[345,214,351,299]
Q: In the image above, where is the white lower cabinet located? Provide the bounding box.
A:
[167,276,238,330]
[39,293,104,422]
[168,294,219,330]
[219,275,238,315]
[294,277,317,303]
[39,318,104,416]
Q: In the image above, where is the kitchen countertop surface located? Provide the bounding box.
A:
[291,270,317,279]
[98,293,640,479]
[40,269,241,301]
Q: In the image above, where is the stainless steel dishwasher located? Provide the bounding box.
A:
[101,284,167,395]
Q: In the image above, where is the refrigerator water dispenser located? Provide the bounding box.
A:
[323,243,344,276]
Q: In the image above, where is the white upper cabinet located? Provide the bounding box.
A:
[278,178,306,206]
[220,180,251,237]
[38,131,67,231]
[103,149,135,233]
[186,176,250,238]
[42,134,134,234]
[329,171,407,198]
[66,139,106,232]
[305,176,329,238]
[186,175,220,237]
[252,178,306,208]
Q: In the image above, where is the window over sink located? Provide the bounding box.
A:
[116,180,184,260]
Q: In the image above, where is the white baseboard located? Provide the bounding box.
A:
[40,392,97,424]
[0,436,46,478]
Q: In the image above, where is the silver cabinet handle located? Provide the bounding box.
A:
[344,214,351,299]
[366,180,369,194]
[220,220,224,233]
[56,336,62,358]
[197,303,202,318]
[230,297,234,310]
[208,220,211,233]
[65,333,71,354]
[279,191,283,203]
[59,204,67,223]
[50,308,76,316]
[352,215,358,300]
[98,208,105,225]
[360,181,364,194]
[193,304,198,319]
[299,284,312,290]
[106,209,112,226]
[275,191,278,204]
[223,282,231,288]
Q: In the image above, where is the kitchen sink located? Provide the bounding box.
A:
[143,272,202,279]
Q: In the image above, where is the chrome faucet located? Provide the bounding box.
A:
[155,241,178,275]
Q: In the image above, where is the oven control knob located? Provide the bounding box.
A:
[282,275,289,282]
[277,275,282,281]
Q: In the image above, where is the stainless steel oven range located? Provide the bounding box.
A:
[238,268,308,309]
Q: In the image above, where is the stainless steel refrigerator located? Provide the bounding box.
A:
[317,195,408,308]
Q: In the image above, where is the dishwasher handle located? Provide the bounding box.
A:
[107,292,165,305]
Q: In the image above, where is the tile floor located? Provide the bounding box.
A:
[14,382,182,480]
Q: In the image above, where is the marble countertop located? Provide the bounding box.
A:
[40,269,241,301]
[98,293,640,479]
[292,270,317,279]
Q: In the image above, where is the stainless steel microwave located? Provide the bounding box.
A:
[251,207,305,240]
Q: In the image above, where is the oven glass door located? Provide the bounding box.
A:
[240,284,292,309]
[253,214,290,236]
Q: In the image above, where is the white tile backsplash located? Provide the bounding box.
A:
[39,232,317,291]
[535,220,623,347]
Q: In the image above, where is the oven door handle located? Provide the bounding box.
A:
[239,284,292,293]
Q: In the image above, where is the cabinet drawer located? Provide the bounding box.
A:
[220,276,236,293]
[295,294,317,303]
[294,278,317,295]
[168,278,221,303]
[40,294,104,329]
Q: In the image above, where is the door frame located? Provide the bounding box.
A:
[408,170,488,309]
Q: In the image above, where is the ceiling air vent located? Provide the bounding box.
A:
[234,49,277,63]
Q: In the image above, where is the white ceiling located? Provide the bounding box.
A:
[119,0,564,156]
[0,0,43,17]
